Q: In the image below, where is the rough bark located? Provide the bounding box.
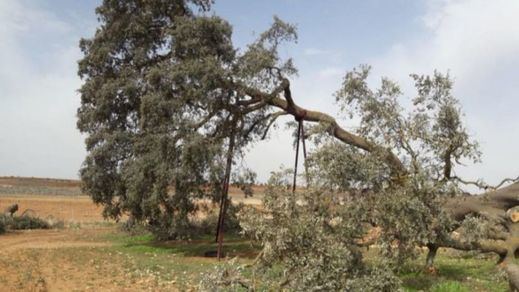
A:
[440,183,519,287]
[445,182,519,224]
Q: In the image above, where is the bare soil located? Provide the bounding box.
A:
[0,191,180,291]
[0,195,104,223]
[0,228,180,291]
[0,177,261,291]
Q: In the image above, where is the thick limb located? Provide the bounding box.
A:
[237,79,408,178]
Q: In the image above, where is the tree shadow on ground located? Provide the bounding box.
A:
[114,233,260,259]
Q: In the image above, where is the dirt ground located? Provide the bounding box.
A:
[0,227,184,291]
[0,176,261,292]
[0,192,182,291]
[0,195,104,223]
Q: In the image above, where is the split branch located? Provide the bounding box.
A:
[236,79,408,178]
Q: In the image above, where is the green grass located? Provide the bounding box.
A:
[401,249,508,291]
[102,231,509,291]
[102,230,258,288]
[430,281,469,292]
[104,231,259,258]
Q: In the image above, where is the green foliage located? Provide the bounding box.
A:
[0,214,51,230]
[456,215,493,245]
[79,0,234,238]
[335,66,480,180]
[192,202,243,236]
[373,177,455,265]
[78,0,299,239]
[202,64,479,289]
[198,258,251,291]
[11,215,50,230]
[309,65,480,261]
[220,171,401,291]
[306,142,390,191]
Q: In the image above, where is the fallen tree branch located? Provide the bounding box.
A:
[233,79,408,179]
[452,175,519,191]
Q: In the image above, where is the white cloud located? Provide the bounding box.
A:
[371,0,519,186]
[0,0,85,179]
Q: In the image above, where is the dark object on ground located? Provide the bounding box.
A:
[204,250,225,258]
[4,204,18,216]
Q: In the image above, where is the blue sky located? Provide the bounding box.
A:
[1,0,518,189]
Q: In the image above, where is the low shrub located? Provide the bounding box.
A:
[191,202,243,237]
[0,214,51,231]
[121,202,244,240]
[11,215,50,230]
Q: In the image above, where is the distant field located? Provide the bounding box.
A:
[0,195,104,223]
[0,176,83,196]
[0,176,265,200]
[0,176,81,188]
[0,176,262,225]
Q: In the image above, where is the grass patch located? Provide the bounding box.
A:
[430,281,469,292]
[401,249,508,291]
[103,230,258,288]
[105,231,259,258]
[103,230,509,291]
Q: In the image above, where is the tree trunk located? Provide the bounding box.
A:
[445,182,519,222]
[425,244,438,271]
